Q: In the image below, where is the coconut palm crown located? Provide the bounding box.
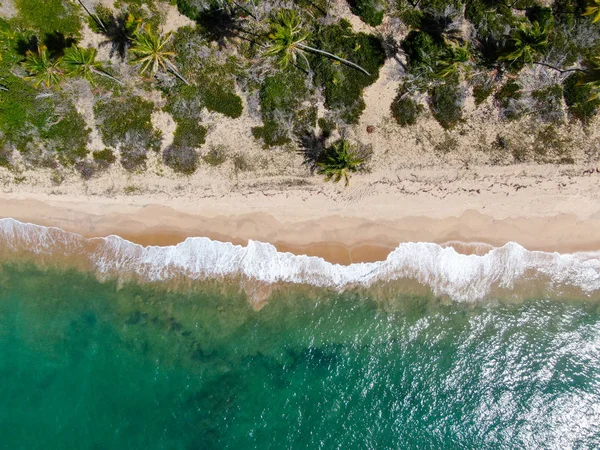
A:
[22,45,64,88]
[130,25,189,85]
[265,9,371,76]
[62,45,123,86]
[317,139,365,186]
[436,44,471,78]
[499,21,549,65]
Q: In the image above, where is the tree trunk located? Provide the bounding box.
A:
[533,61,585,74]
[297,43,370,76]
[166,61,191,85]
[91,67,124,86]
[77,0,107,33]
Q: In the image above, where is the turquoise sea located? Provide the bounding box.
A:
[1,220,600,449]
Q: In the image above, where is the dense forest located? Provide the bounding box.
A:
[0,0,599,184]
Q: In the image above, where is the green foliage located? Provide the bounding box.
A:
[253,68,312,147]
[169,27,242,117]
[312,20,385,123]
[317,139,366,186]
[563,73,600,123]
[22,45,64,88]
[264,9,310,70]
[399,8,424,29]
[317,117,337,138]
[495,80,524,120]
[130,25,188,84]
[0,75,88,165]
[348,0,384,27]
[583,0,600,23]
[94,94,162,171]
[532,125,573,163]
[472,79,494,105]
[436,44,470,79]
[401,31,443,78]
[203,84,243,118]
[391,92,423,126]
[429,81,464,129]
[495,80,521,106]
[172,119,207,148]
[14,0,81,37]
[42,106,90,164]
[92,148,117,165]
[499,21,550,68]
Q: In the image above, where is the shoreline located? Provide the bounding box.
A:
[1,194,600,265]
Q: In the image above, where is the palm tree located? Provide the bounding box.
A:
[22,45,64,88]
[130,25,189,85]
[499,21,549,65]
[62,45,123,86]
[583,0,600,23]
[265,9,371,76]
[317,139,365,186]
[436,44,470,78]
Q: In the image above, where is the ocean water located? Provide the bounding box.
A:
[1,220,600,449]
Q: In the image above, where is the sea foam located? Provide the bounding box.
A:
[1,217,600,302]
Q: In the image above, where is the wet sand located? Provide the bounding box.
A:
[1,196,600,265]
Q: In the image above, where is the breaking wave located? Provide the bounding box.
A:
[1,218,600,302]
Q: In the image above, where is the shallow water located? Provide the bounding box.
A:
[1,262,599,449]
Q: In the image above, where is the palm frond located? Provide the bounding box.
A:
[22,45,64,89]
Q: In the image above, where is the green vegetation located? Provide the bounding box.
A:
[94,95,161,171]
[563,73,600,123]
[0,0,599,186]
[391,91,423,126]
[253,68,313,146]
[317,139,367,186]
[349,0,384,26]
[312,20,386,123]
[430,81,464,129]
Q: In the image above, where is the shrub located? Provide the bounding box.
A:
[253,68,311,146]
[163,145,199,174]
[93,148,117,165]
[43,107,90,165]
[401,30,443,78]
[313,20,386,123]
[173,120,207,148]
[0,75,53,152]
[0,145,12,168]
[473,81,494,105]
[94,94,162,170]
[348,0,384,26]
[14,0,81,37]
[203,84,243,118]
[430,81,464,129]
[563,73,600,123]
[495,80,524,121]
[399,8,424,29]
[391,92,423,126]
[318,118,337,138]
[203,146,227,166]
[531,84,564,123]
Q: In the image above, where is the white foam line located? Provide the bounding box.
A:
[1,218,600,302]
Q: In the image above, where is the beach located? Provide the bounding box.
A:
[2,157,600,263]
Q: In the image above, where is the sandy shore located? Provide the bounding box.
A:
[1,178,600,265]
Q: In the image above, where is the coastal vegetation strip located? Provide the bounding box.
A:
[0,0,599,186]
